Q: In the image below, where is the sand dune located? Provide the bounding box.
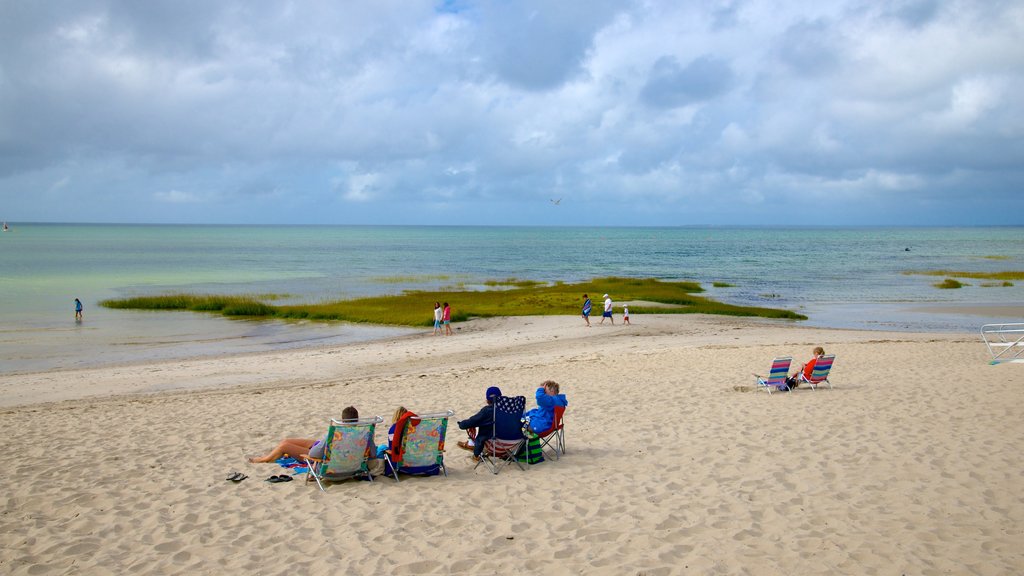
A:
[1,315,1022,574]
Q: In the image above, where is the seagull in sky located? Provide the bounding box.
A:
[550,198,561,206]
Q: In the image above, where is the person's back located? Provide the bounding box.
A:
[525,380,568,433]
[457,386,501,456]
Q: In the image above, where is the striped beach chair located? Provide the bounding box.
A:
[383,410,454,482]
[303,416,382,492]
[754,356,793,395]
[797,354,835,390]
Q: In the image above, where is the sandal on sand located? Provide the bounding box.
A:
[226,472,243,481]
[230,474,248,483]
[266,475,293,483]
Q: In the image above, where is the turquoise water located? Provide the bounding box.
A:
[1,224,1022,374]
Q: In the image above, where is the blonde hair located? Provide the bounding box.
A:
[813,347,825,356]
[542,380,560,394]
[392,406,408,423]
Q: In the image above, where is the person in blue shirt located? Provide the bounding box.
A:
[581,294,592,327]
[524,380,568,433]
[74,298,83,321]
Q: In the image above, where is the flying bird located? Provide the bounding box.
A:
[550,198,561,206]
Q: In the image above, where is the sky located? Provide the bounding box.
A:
[1,0,1022,226]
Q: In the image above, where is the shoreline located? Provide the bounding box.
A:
[1,313,1022,574]
[0,313,984,410]
[4,300,1020,382]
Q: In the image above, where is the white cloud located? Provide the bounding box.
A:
[0,0,1021,225]
[154,189,202,203]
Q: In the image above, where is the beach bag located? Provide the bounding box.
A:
[516,436,545,465]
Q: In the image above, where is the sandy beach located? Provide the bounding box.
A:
[1,314,1023,575]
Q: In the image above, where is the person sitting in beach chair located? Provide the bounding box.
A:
[523,380,568,434]
[381,407,454,481]
[787,347,825,389]
[456,386,502,458]
[249,406,370,463]
[475,394,527,473]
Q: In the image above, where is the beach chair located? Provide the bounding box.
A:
[982,323,1024,364]
[383,410,455,482]
[797,354,835,390]
[754,356,793,394]
[302,416,383,492]
[531,405,566,460]
[475,395,527,474]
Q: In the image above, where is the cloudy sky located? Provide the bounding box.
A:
[1,0,1022,226]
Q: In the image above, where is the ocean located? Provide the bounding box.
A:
[1,224,1021,374]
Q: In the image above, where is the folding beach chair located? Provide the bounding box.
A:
[531,405,566,460]
[302,416,383,492]
[797,354,835,390]
[982,323,1024,364]
[475,395,527,474]
[383,410,454,482]
[754,356,793,394]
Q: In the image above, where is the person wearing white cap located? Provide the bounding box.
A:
[600,293,614,324]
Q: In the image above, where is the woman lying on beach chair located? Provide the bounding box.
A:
[249,406,367,463]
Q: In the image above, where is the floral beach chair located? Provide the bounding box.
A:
[303,416,382,492]
[383,410,454,482]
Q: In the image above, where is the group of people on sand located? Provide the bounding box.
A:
[454,380,568,462]
[249,380,569,470]
[432,302,452,336]
[581,293,629,327]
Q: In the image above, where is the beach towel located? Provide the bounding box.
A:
[275,456,308,475]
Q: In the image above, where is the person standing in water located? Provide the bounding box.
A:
[74,298,83,321]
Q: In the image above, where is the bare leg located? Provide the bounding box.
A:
[249,438,315,463]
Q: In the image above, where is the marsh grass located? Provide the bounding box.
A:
[934,278,966,289]
[980,281,1015,287]
[712,282,735,288]
[100,276,806,326]
[981,255,1011,260]
[905,270,1024,280]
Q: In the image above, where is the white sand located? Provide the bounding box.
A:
[1,314,1022,575]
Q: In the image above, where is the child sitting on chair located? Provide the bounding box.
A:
[524,380,568,434]
[787,346,824,389]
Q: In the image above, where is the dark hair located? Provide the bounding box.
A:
[583,294,588,298]
[443,302,449,307]
[341,406,359,422]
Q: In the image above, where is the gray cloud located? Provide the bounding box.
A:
[0,0,1021,225]
[640,55,735,109]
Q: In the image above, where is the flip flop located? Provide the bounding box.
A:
[230,474,248,483]
[226,472,242,481]
[265,475,293,483]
